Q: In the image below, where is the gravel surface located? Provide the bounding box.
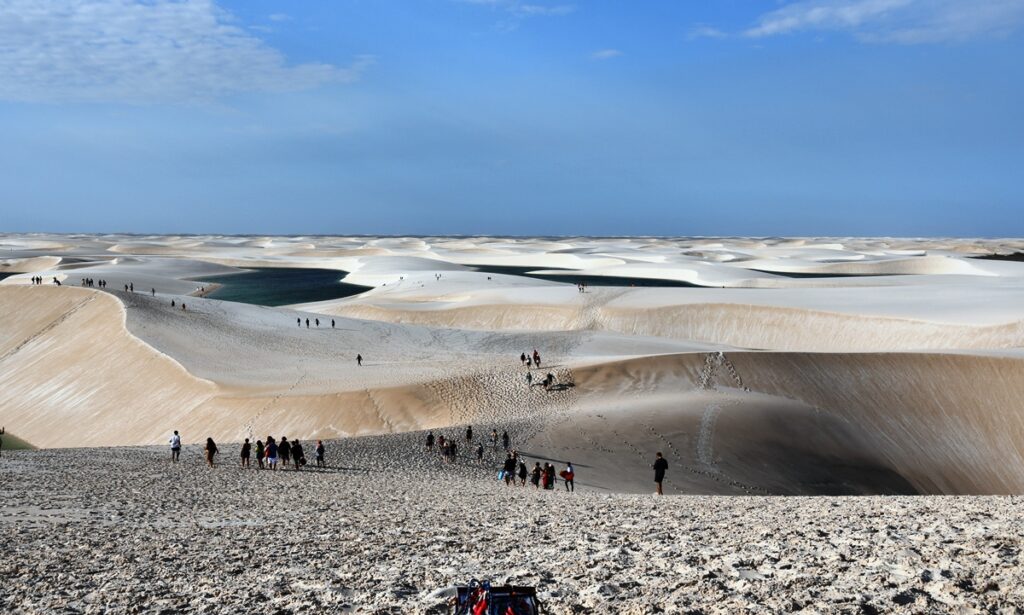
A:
[3,435,1024,614]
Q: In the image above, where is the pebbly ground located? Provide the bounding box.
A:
[2,432,1024,614]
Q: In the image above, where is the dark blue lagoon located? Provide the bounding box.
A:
[191,267,371,307]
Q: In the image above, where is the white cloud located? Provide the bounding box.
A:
[458,0,575,18]
[0,0,372,104]
[688,24,728,40]
[268,13,291,22]
[745,0,1024,43]
[590,49,622,60]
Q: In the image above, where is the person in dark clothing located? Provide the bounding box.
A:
[297,317,301,327]
[426,432,435,451]
[266,437,278,471]
[466,425,473,442]
[520,352,526,365]
[501,431,510,451]
[449,441,457,461]
[357,354,362,366]
[255,440,265,469]
[518,461,528,486]
[545,464,556,490]
[503,454,516,486]
[653,452,668,495]
[531,462,542,488]
[305,318,309,328]
[204,438,218,467]
[490,429,498,449]
[279,437,292,468]
[331,320,335,329]
[315,319,319,327]
[315,440,325,468]
[476,443,484,462]
[240,438,251,468]
[291,440,305,470]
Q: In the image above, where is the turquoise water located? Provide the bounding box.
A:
[192,267,371,307]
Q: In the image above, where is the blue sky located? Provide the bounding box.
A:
[1,0,1022,236]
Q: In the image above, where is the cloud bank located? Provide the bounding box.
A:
[0,0,371,104]
[745,0,1024,43]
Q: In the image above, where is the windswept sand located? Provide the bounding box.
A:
[2,234,1024,497]
[2,442,1023,613]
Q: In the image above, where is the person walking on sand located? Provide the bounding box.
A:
[653,452,668,495]
[531,462,542,488]
[466,425,473,442]
[476,443,484,462]
[315,440,325,468]
[291,440,305,470]
[204,438,218,467]
[545,463,556,490]
[562,462,575,492]
[357,354,363,366]
[241,438,251,468]
[526,371,533,387]
[502,431,510,451]
[305,318,309,328]
[297,317,301,327]
[426,431,435,451]
[279,436,292,468]
[490,429,498,449]
[331,319,335,329]
[503,454,517,486]
[169,430,181,463]
[518,460,528,486]
[520,352,526,365]
[255,439,265,469]
[315,318,319,328]
[266,437,278,471]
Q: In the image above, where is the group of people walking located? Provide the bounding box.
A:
[502,452,574,491]
[519,349,542,369]
[78,277,106,288]
[171,431,326,471]
[29,276,57,285]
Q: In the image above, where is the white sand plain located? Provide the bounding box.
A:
[3,234,1024,611]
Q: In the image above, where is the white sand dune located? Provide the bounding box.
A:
[3,234,1024,497]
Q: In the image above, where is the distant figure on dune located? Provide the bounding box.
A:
[297,317,301,327]
[305,318,309,328]
[526,372,533,387]
[520,352,526,365]
[241,438,251,468]
[204,438,218,467]
[466,425,473,442]
[357,354,363,366]
[518,460,528,486]
[526,357,532,368]
[292,440,305,470]
[531,463,541,488]
[331,319,335,329]
[543,373,555,390]
[502,431,510,451]
[151,288,155,297]
[129,283,133,293]
[315,318,320,328]
[181,303,186,311]
[653,452,668,496]
[490,429,498,449]
[171,300,175,308]
[255,439,265,469]
[266,437,278,470]
[533,349,540,368]
[476,443,484,462]
[561,462,575,492]
[315,440,325,468]
[545,463,556,490]
[279,436,292,468]
[169,430,181,463]
[426,431,435,451]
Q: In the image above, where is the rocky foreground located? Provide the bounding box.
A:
[2,433,1023,614]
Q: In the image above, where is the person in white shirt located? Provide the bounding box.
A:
[169,430,181,463]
